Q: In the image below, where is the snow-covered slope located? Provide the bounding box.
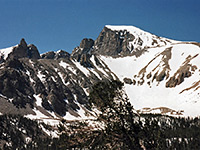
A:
[100,42,200,117]
[0,46,16,60]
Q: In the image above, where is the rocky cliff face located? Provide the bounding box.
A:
[92,26,135,56]
[89,25,175,57]
[71,38,94,67]
[0,38,117,121]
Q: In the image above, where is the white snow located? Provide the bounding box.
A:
[88,56,102,79]
[100,46,166,80]
[63,96,96,121]
[26,109,60,137]
[26,70,35,83]
[29,60,35,67]
[26,70,31,76]
[29,77,34,83]
[90,55,110,78]
[59,60,68,68]
[63,112,79,120]
[9,98,13,102]
[25,137,32,144]
[73,60,90,76]
[105,25,177,50]
[54,68,58,72]
[168,44,200,77]
[37,71,46,82]
[25,108,47,120]
[40,124,59,137]
[51,76,56,82]
[25,108,61,126]
[101,43,200,117]
[58,72,68,86]
[0,94,7,99]
[33,94,42,107]
[59,60,76,74]
[0,45,16,59]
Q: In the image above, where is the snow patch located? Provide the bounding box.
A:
[0,94,7,99]
[51,76,56,82]
[37,71,46,82]
[40,124,59,138]
[33,94,42,107]
[58,72,68,86]
[73,60,90,76]
[0,45,16,59]
[59,60,76,74]
[25,108,60,126]
[26,70,35,83]
[59,60,68,69]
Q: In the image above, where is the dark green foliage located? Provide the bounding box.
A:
[89,79,142,149]
[88,80,200,149]
[0,114,51,150]
[89,79,123,108]
[139,114,200,150]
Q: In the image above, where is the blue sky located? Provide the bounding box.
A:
[0,0,200,54]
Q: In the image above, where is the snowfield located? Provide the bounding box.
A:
[100,42,200,117]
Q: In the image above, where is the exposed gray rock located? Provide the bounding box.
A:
[5,58,24,70]
[8,39,28,59]
[55,50,70,59]
[6,38,41,60]
[0,51,116,116]
[41,51,55,59]
[41,50,70,60]
[91,27,135,57]
[0,67,34,108]
[27,44,40,59]
[20,38,27,48]
[71,38,94,67]
[80,38,94,49]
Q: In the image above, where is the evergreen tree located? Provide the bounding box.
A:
[89,80,142,149]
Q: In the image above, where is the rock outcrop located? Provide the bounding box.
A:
[0,37,117,117]
[6,38,41,60]
[92,27,135,56]
[71,38,94,67]
[27,44,40,59]
[41,50,70,60]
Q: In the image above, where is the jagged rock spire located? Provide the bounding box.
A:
[19,38,27,48]
[79,38,94,49]
[27,44,40,59]
[6,38,40,60]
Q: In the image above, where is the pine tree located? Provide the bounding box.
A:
[89,80,142,149]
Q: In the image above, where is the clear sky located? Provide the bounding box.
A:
[0,0,200,54]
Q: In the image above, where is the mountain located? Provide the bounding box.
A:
[1,24,200,127]
[97,26,200,117]
[71,25,200,117]
[0,37,117,126]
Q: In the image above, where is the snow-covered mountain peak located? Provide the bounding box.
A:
[105,25,152,36]
[105,25,178,50]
